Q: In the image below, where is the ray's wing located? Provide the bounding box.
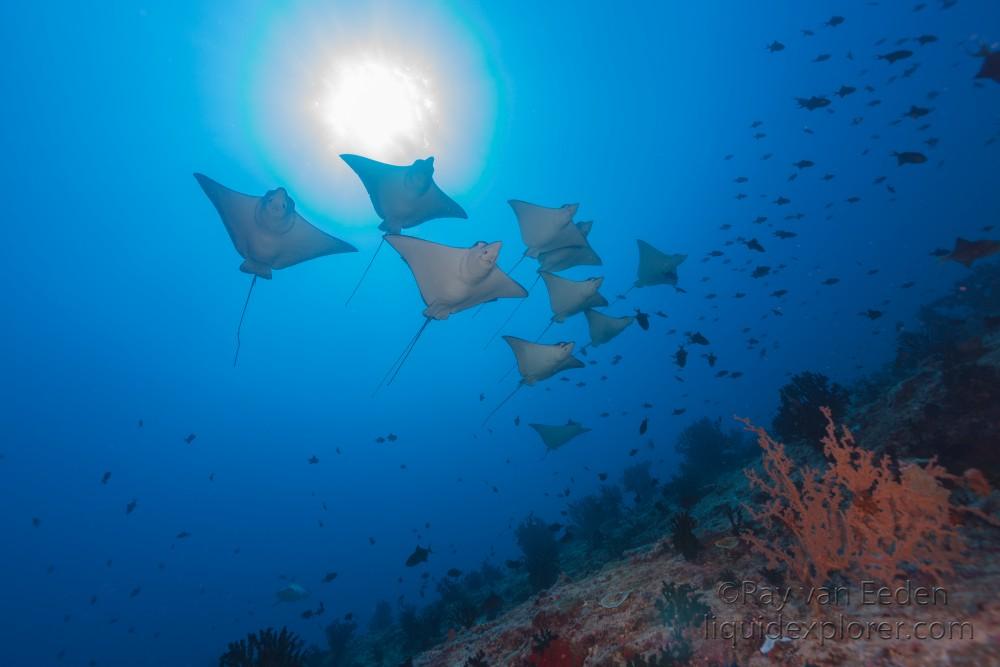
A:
[540,272,592,318]
[194,173,260,258]
[471,267,528,308]
[585,309,634,346]
[508,200,580,256]
[414,182,468,225]
[502,336,561,379]
[271,213,357,269]
[385,234,465,307]
[340,154,398,219]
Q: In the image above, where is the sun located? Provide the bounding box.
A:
[319,60,436,160]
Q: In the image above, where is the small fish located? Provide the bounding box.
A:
[878,50,912,64]
[813,53,831,63]
[176,531,191,539]
[793,159,815,169]
[639,417,648,435]
[796,96,831,110]
[387,433,398,442]
[183,433,196,445]
[822,278,840,286]
[405,545,431,567]
[674,346,688,368]
[307,455,319,464]
[634,309,650,330]
[903,105,931,120]
[672,408,686,415]
[861,309,883,320]
[744,238,765,252]
[129,587,141,598]
[322,571,338,583]
[773,230,797,239]
[825,15,845,27]
[446,568,462,578]
[598,472,608,481]
[835,85,855,98]
[751,266,771,279]
[766,41,785,53]
[125,499,137,515]
[100,471,111,485]
[774,196,791,206]
[686,332,710,345]
[893,151,927,166]
[915,34,937,46]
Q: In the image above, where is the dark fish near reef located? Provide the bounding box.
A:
[861,309,883,320]
[878,50,912,64]
[893,151,927,166]
[796,96,831,110]
[943,238,1000,268]
[446,568,462,578]
[686,332,709,345]
[405,546,431,567]
[976,49,1000,84]
[634,309,650,330]
[903,105,931,119]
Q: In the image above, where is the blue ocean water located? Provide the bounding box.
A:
[1,1,998,665]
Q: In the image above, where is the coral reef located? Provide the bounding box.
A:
[324,618,356,666]
[741,407,995,591]
[516,514,561,592]
[219,627,307,667]
[666,418,749,507]
[568,486,623,553]
[668,512,700,562]
[622,462,658,502]
[772,371,850,447]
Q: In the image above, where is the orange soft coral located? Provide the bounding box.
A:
[738,407,993,592]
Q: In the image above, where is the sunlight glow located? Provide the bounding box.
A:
[319,61,437,158]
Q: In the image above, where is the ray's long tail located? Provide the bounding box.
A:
[345,237,385,306]
[374,318,431,394]
[481,383,523,427]
[533,320,554,343]
[233,275,257,367]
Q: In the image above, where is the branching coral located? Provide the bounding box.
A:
[219,627,307,667]
[772,372,849,446]
[669,512,701,561]
[568,486,622,550]
[739,407,995,592]
[516,514,561,592]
